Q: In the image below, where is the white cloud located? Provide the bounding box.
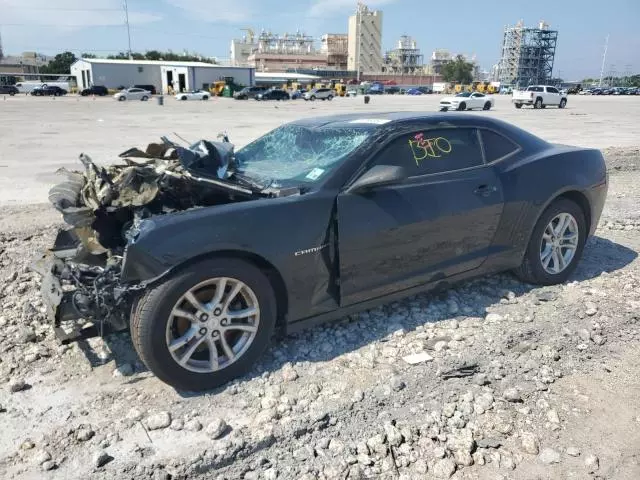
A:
[309,0,399,18]
[0,0,162,28]
[163,0,259,23]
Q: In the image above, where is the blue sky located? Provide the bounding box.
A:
[1,0,639,79]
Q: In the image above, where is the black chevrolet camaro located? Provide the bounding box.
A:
[40,112,608,391]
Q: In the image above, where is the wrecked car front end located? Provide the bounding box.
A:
[35,137,266,343]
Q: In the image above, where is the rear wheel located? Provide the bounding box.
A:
[131,258,277,391]
[534,97,543,109]
[514,199,586,285]
[515,103,522,109]
[327,95,333,101]
[483,101,491,110]
[559,98,567,109]
[141,96,149,101]
[457,102,466,111]
[181,96,188,101]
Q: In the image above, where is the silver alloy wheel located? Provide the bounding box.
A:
[539,213,579,274]
[165,277,260,373]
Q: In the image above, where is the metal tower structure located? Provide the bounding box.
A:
[0,29,4,61]
[383,35,424,74]
[498,20,558,87]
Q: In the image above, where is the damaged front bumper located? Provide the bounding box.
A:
[33,229,133,344]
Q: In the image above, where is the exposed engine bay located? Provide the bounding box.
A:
[35,135,297,342]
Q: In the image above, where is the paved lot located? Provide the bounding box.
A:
[0,94,639,205]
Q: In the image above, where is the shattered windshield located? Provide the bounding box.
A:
[234,124,372,184]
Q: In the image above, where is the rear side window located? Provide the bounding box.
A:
[547,87,559,94]
[481,130,519,162]
[372,128,484,176]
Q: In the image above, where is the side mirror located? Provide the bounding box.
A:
[347,165,407,194]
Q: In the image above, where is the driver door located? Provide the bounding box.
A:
[337,127,504,306]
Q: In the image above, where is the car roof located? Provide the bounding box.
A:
[287,112,545,143]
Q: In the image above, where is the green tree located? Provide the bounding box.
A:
[40,51,77,74]
[441,55,474,84]
[82,53,97,59]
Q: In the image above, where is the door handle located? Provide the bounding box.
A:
[474,185,497,197]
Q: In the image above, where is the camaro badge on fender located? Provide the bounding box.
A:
[295,244,329,256]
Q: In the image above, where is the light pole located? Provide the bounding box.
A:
[123,0,133,59]
[598,34,608,87]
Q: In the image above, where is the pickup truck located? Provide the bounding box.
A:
[512,85,567,109]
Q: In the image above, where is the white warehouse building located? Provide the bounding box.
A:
[71,58,255,94]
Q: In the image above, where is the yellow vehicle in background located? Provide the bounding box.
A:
[334,83,347,97]
[210,81,226,96]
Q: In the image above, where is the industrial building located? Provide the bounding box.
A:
[321,34,348,70]
[383,36,424,75]
[70,58,254,94]
[497,20,558,87]
[347,3,384,77]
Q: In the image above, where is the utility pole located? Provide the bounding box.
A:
[356,6,362,82]
[123,0,133,59]
[598,34,608,87]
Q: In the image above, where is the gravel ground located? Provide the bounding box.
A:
[0,97,639,480]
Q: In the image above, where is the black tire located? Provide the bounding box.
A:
[310,96,316,101]
[181,96,188,101]
[514,198,587,285]
[131,258,277,391]
[457,102,466,111]
[534,97,543,109]
[327,95,333,101]
[559,98,567,109]
[483,101,491,110]
[202,96,209,100]
[118,96,126,101]
[515,103,522,109]
[141,96,149,101]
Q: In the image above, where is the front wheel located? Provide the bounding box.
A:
[327,95,333,101]
[559,98,567,109]
[515,103,522,109]
[514,199,586,285]
[118,96,126,101]
[457,102,466,111]
[181,96,188,101]
[202,96,209,100]
[310,96,316,101]
[131,258,277,391]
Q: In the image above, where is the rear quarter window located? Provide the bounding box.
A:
[481,130,520,162]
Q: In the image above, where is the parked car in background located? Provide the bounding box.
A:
[439,92,495,111]
[406,88,423,95]
[417,87,433,94]
[233,86,267,100]
[346,88,358,97]
[133,84,157,95]
[31,86,68,96]
[365,85,384,95]
[80,85,109,96]
[288,89,303,99]
[256,88,290,101]
[0,85,19,95]
[303,88,335,101]
[512,85,567,109]
[385,86,400,95]
[113,88,152,101]
[175,90,211,101]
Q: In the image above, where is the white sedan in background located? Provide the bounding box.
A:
[439,92,495,111]
[113,88,152,101]
[175,90,211,101]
